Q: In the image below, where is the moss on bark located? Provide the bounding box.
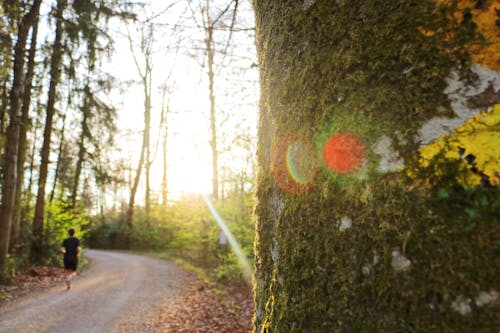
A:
[253,1,499,332]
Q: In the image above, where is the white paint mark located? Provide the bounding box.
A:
[302,0,316,10]
[391,249,411,272]
[475,289,499,307]
[373,135,404,173]
[418,64,500,145]
[338,216,352,231]
[372,251,380,266]
[451,296,472,315]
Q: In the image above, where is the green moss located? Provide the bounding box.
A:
[253,0,497,332]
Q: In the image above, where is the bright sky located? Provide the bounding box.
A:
[104,0,259,203]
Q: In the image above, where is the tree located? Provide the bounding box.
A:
[187,0,239,199]
[252,1,498,332]
[10,9,40,253]
[125,23,153,227]
[0,0,42,274]
[31,0,67,263]
[160,85,169,206]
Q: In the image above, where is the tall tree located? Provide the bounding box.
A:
[10,9,40,253]
[126,23,153,226]
[31,0,67,263]
[160,84,170,206]
[0,0,42,274]
[253,1,498,332]
[0,2,15,142]
[188,0,239,199]
[49,95,69,203]
[71,85,90,210]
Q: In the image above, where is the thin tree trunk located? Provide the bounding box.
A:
[10,13,40,253]
[49,103,68,203]
[0,0,42,273]
[161,98,169,206]
[31,0,67,263]
[0,80,8,137]
[144,71,151,219]
[71,87,88,210]
[26,115,39,197]
[206,26,219,199]
[126,135,145,228]
[126,25,153,226]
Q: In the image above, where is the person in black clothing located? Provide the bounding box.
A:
[60,228,81,290]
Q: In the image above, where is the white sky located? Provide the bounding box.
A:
[103,0,259,203]
[30,0,258,210]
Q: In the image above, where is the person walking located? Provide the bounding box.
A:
[60,228,81,290]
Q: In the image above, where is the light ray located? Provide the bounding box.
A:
[202,195,253,284]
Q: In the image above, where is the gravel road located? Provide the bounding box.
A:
[0,249,194,333]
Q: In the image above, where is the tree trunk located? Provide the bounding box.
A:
[10,15,40,253]
[71,87,88,210]
[160,87,169,206]
[126,124,146,228]
[253,1,498,332]
[0,80,8,138]
[144,71,151,219]
[0,0,42,274]
[31,0,67,263]
[206,26,219,199]
[127,27,152,225]
[49,104,68,203]
[26,115,39,197]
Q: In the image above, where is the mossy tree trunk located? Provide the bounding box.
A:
[253,1,499,332]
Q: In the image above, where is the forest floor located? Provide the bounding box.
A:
[0,251,253,332]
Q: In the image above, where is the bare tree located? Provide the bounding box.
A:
[126,23,153,226]
[188,0,239,199]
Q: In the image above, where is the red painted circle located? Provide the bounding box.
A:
[322,132,365,173]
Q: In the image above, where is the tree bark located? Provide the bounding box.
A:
[0,80,8,138]
[160,86,169,206]
[71,87,88,210]
[206,25,219,199]
[10,14,40,253]
[26,115,39,198]
[126,26,153,227]
[0,0,42,274]
[126,133,145,228]
[31,0,67,263]
[252,1,498,332]
[144,70,151,218]
[49,103,68,203]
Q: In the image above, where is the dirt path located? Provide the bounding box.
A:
[0,250,194,333]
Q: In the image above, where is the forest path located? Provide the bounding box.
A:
[0,250,194,333]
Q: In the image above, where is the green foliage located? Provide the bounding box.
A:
[86,215,128,249]
[215,251,245,280]
[42,199,90,266]
[88,192,255,284]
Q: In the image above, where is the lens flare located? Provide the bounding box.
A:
[271,135,318,194]
[322,132,365,173]
[202,195,253,284]
[286,140,318,184]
